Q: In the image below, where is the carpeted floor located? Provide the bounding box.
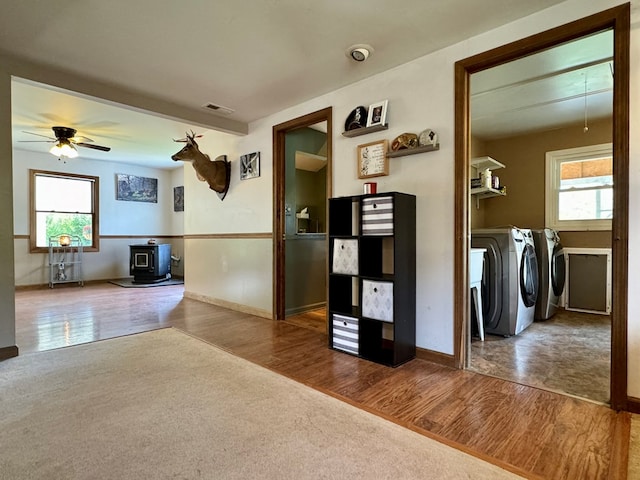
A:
[109,278,184,288]
[0,328,525,479]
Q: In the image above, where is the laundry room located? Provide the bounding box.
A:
[468,30,613,405]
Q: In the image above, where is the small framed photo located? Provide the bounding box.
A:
[366,100,388,127]
[357,139,389,179]
[240,152,260,180]
[173,186,184,212]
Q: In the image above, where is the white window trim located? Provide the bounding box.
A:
[545,143,613,231]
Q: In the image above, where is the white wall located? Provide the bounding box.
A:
[181,0,640,397]
[12,148,183,285]
[179,128,274,317]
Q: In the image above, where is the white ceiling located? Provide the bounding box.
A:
[4,0,608,170]
[471,30,613,140]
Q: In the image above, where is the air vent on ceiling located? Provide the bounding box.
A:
[202,103,235,115]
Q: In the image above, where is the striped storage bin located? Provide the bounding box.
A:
[361,196,393,235]
[362,279,394,322]
[332,314,359,355]
[332,239,359,275]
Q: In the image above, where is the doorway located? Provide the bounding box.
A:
[272,108,333,321]
[453,5,629,409]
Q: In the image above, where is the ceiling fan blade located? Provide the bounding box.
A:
[76,142,111,152]
[22,131,56,140]
[71,135,94,143]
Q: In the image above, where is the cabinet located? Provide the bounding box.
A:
[48,235,83,288]
[328,192,416,366]
[130,244,172,284]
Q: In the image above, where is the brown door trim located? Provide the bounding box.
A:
[272,107,333,320]
[453,4,630,410]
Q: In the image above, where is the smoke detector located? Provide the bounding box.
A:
[346,44,374,62]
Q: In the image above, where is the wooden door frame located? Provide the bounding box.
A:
[453,4,630,410]
[272,107,333,320]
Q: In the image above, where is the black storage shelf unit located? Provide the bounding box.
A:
[328,192,416,367]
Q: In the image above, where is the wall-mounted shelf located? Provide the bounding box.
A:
[342,124,389,138]
[470,186,506,199]
[471,156,505,171]
[470,156,507,208]
[386,144,440,158]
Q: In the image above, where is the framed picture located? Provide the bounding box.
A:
[357,139,389,179]
[116,174,158,203]
[173,186,184,212]
[366,100,388,127]
[240,152,260,180]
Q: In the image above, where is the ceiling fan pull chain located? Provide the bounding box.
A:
[583,73,589,133]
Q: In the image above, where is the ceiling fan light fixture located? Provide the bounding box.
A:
[50,139,78,158]
[49,142,62,157]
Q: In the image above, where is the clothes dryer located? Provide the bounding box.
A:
[532,228,565,320]
[471,227,539,336]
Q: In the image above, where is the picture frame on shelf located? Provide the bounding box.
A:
[366,100,388,127]
[357,139,389,179]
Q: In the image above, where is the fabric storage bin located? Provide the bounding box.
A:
[332,314,359,354]
[332,239,359,275]
[361,279,394,322]
[361,196,394,235]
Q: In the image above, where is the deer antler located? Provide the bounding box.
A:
[173,131,203,143]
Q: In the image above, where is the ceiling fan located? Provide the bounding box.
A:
[21,126,111,158]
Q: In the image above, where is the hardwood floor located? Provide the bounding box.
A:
[13,283,631,479]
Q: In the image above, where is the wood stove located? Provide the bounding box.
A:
[129,244,171,283]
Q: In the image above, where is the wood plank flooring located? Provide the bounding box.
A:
[13,283,631,479]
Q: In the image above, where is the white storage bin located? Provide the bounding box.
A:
[361,196,394,235]
[332,239,359,275]
[332,314,359,354]
[362,279,394,322]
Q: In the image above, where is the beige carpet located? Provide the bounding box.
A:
[0,328,525,479]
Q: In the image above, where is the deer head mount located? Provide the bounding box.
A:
[171,132,231,201]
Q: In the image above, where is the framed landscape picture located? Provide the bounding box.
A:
[116,174,158,203]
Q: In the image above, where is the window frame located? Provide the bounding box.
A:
[30,169,100,253]
[545,143,613,231]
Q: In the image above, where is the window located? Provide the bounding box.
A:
[545,143,613,231]
[30,170,99,252]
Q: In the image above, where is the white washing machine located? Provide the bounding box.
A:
[471,227,539,336]
[532,228,565,320]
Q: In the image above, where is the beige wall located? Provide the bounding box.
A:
[474,117,612,248]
